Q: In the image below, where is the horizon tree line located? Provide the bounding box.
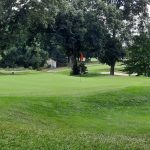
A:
[0,0,149,75]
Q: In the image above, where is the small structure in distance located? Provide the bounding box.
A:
[47,59,57,69]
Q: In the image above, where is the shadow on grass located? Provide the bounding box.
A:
[0,72,38,76]
[74,73,110,78]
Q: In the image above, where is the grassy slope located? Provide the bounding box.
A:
[0,64,150,149]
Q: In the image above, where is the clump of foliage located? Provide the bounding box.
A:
[70,62,88,75]
[124,34,150,76]
[78,62,88,74]
[99,37,125,75]
[0,46,48,69]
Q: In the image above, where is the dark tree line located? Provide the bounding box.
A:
[0,0,149,75]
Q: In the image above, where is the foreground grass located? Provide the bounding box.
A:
[0,65,150,149]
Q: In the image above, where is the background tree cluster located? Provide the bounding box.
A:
[0,0,149,75]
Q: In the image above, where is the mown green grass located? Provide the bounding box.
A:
[0,64,150,149]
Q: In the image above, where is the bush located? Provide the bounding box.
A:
[0,46,48,70]
[70,62,88,75]
[78,62,88,74]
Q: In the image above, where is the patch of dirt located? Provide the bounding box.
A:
[100,72,137,76]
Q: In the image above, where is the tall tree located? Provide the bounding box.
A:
[55,5,86,75]
[99,4,125,75]
[99,0,149,75]
[84,0,107,59]
[99,37,124,75]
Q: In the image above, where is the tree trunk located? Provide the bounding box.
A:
[110,64,115,76]
[71,55,79,75]
[67,56,72,67]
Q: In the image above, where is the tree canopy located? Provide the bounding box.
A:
[0,0,149,75]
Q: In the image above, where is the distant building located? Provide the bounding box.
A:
[47,59,57,69]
